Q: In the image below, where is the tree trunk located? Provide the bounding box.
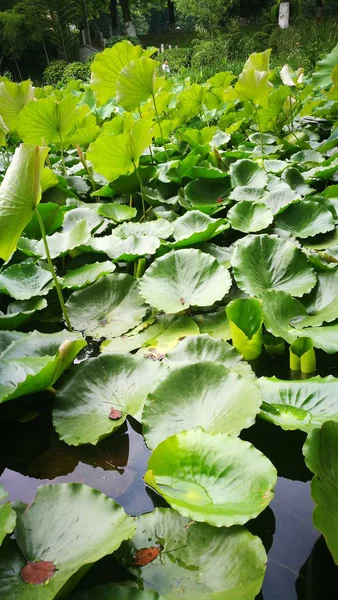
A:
[119,0,137,36]
[279,1,290,29]
[82,0,92,46]
[316,0,323,22]
[110,0,118,34]
[239,0,248,24]
[168,0,175,30]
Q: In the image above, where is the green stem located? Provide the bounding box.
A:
[35,208,72,332]
[59,137,66,175]
[134,258,146,278]
[134,162,146,219]
[152,93,169,162]
[76,145,97,196]
[252,102,265,167]
[138,105,155,164]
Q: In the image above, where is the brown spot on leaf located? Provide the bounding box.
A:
[109,407,122,420]
[133,546,161,566]
[20,561,56,585]
[179,297,185,305]
[217,197,223,203]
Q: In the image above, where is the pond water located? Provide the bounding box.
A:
[1,405,338,599]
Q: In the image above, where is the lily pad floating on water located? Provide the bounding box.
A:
[66,273,148,339]
[53,353,163,446]
[231,234,316,298]
[0,485,16,547]
[144,430,277,527]
[258,376,338,433]
[143,359,260,449]
[115,507,267,600]
[139,249,231,313]
[0,483,135,599]
[0,330,85,403]
[303,421,338,565]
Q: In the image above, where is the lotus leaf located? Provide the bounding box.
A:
[227,201,273,233]
[0,298,47,331]
[144,430,277,527]
[0,486,16,547]
[230,159,267,188]
[60,261,115,289]
[0,262,53,300]
[0,79,35,132]
[66,273,148,339]
[0,483,135,599]
[274,201,335,238]
[139,249,231,313]
[70,584,163,600]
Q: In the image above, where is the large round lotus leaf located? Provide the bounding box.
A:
[0,485,16,546]
[227,201,273,233]
[262,290,338,353]
[18,220,91,259]
[258,376,338,433]
[162,334,254,380]
[274,200,335,238]
[0,483,135,599]
[143,362,260,449]
[290,271,338,328]
[97,203,137,222]
[232,234,316,298]
[23,202,64,239]
[139,249,231,313]
[136,317,199,359]
[229,186,265,203]
[230,159,268,188]
[184,178,231,213]
[87,233,161,261]
[0,298,47,331]
[144,430,276,527]
[60,261,115,289]
[116,220,174,239]
[66,274,148,339]
[0,330,85,403]
[167,211,229,248]
[53,354,163,446]
[0,262,52,300]
[261,186,299,214]
[303,421,338,565]
[70,584,162,600]
[116,57,160,112]
[115,508,266,600]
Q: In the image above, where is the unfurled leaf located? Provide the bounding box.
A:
[234,69,273,107]
[0,79,35,132]
[116,57,161,112]
[0,262,52,300]
[228,201,273,233]
[144,430,277,527]
[313,43,338,88]
[97,203,137,222]
[139,249,231,313]
[17,95,79,145]
[230,159,267,188]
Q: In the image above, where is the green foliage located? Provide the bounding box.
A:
[160,47,191,72]
[62,61,90,83]
[105,35,140,48]
[43,60,67,86]
[191,38,229,73]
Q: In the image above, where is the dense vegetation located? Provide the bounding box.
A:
[1,38,338,598]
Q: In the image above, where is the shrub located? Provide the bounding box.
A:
[43,60,67,86]
[160,47,191,72]
[105,35,140,48]
[62,61,90,83]
[191,37,229,73]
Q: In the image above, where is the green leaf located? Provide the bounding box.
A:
[70,584,162,600]
[282,167,313,196]
[291,271,338,328]
[90,41,144,104]
[162,333,254,379]
[0,298,47,331]
[0,144,49,261]
[226,298,263,361]
[23,203,64,239]
[116,57,160,112]
[17,95,79,145]
[143,360,260,449]
[144,430,276,527]
[289,338,316,374]
[244,49,271,72]
[87,119,153,181]
[193,310,231,340]
[116,508,266,600]
[60,261,116,289]
[303,421,338,564]
[313,43,338,88]
[167,211,229,248]
[234,69,273,107]
[139,249,231,313]
[183,178,231,214]
[18,220,92,259]
[229,186,265,203]
[261,185,299,214]
[274,201,335,238]
[97,203,137,222]
[54,354,162,446]
[0,79,35,132]
[232,234,316,298]
[0,330,85,403]
[0,486,16,547]
[228,201,273,233]
[66,273,148,339]
[0,262,52,300]
[230,159,267,188]
[176,84,208,119]
[0,483,135,599]
[87,231,161,261]
[258,376,338,433]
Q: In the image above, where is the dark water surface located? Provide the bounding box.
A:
[1,381,338,598]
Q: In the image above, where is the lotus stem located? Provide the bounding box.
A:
[152,93,169,162]
[35,208,72,332]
